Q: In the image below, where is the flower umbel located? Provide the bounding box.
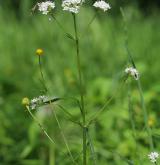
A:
[30,95,48,110]
[62,0,84,14]
[125,67,139,80]
[93,0,111,12]
[38,1,55,15]
[36,48,44,56]
[148,152,159,163]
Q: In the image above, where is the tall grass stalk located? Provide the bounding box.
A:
[128,83,142,164]
[120,7,154,151]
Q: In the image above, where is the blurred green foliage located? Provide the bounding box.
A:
[1,0,160,18]
[0,2,160,165]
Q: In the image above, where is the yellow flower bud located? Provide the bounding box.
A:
[36,48,44,56]
[22,97,30,106]
[148,116,155,127]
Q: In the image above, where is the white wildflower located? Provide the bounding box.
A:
[93,0,111,12]
[38,1,55,15]
[125,67,139,80]
[30,95,48,110]
[148,152,159,163]
[62,0,84,14]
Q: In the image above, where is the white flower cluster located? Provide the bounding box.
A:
[36,0,111,14]
[62,0,84,14]
[148,152,159,163]
[125,67,139,80]
[38,1,55,15]
[93,0,111,12]
[30,95,48,110]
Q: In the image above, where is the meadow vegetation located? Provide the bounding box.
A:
[0,2,160,164]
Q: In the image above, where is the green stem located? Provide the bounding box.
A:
[50,14,75,40]
[26,106,56,145]
[88,76,127,125]
[120,7,154,151]
[50,14,66,33]
[56,104,82,126]
[51,106,77,164]
[26,106,76,164]
[86,128,97,165]
[49,141,55,165]
[72,14,87,165]
[38,56,48,93]
[80,13,97,38]
[137,80,154,150]
[128,83,142,164]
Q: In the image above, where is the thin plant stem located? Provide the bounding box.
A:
[128,83,142,164]
[86,128,97,165]
[137,80,154,150]
[56,104,76,118]
[50,13,75,40]
[88,76,127,125]
[26,106,75,162]
[50,103,78,165]
[38,56,48,93]
[80,13,97,38]
[120,7,154,151]
[50,14,66,33]
[49,141,55,165]
[26,106,56,145]
[38,52,79,164]
[72,13,87,165]
[56,104,82,126]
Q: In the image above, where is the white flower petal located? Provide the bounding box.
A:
[148,152,159,163]
[62,0,84,14]
[125,67,139,80]
[93,0,111,12]
[38,1,55,15]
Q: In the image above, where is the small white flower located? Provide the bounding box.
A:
[148,152,159,163]
[30,95,48,110]
[125,67,139,80]
[62,0,84,14]
[93,0,111,12]
[38,1,55,15]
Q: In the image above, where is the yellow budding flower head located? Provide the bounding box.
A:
[36,48,44,56]
[22,97,30,106]
[148,116,156,127]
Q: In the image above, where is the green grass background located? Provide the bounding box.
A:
[0,3,160,165]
